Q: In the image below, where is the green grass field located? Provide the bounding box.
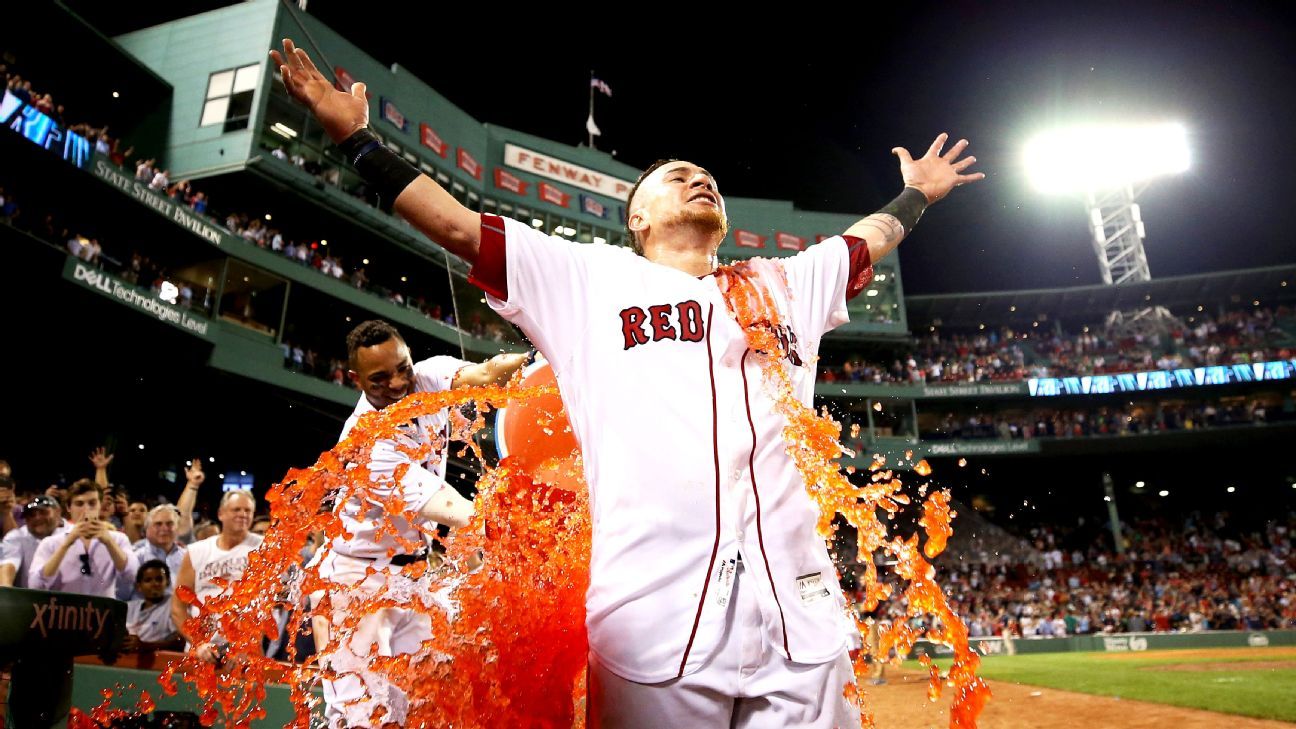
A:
[919,647,1296,722]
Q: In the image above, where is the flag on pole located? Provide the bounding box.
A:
[586,112,602,137]
[591,78,612,97]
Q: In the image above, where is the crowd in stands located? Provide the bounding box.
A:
[925,511,1296,639]
[0,450,318,662]
[821,306,1294,386]
[3,57,134,168]
[924,396,1291,441]
[3,54,509,346]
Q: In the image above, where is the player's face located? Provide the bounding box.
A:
[630,162,728,247]
[350,338,415,410]
[137,567,170,600]
[218,493,255,536]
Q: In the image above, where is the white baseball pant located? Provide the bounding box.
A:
[588,562,860,729]
[318,552,444,729]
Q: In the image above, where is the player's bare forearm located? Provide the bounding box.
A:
[270,39,481,264]
[452,352,528,388]
[392,177,481,265]
[843,213,907,265]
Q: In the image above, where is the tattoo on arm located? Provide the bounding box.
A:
[860,214,904,243]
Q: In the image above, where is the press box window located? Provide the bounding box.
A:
[201,63,260,132]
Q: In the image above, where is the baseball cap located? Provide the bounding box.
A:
[23,495,59,513]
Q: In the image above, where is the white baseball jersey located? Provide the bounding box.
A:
[186,532,264,606]
[330,356,471,560]
[470,213,875,683]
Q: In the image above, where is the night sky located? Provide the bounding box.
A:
[70,1,1296,294]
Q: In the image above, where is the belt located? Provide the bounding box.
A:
[340,550,429,566]
[389,550,429,566]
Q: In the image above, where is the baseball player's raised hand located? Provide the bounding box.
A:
[270,39,369,143]
[892,133,985,204]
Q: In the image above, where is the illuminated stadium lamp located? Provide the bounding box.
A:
[1026,122,1189,335]
[1024,123,1188,195]
[1158,490,1169,497]
[1135,480,1145,488]
[1226,486,1236,493]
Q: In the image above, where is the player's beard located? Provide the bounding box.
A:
[665,203,729,242]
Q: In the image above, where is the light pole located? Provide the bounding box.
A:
[1024,122,1190,336]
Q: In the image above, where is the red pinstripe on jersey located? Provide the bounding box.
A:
[677,303,720,678]
[741,349,792,660]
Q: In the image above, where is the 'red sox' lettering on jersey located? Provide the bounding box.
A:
[620,300,706,349]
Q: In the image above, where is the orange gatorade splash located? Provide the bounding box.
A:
[89,261,984,728]
[88,380,591,729]
[715,261,989,728]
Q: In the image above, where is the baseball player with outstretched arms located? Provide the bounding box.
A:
[273,39,983,728]
[314,320,525,729]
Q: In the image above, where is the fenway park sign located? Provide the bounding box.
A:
[504,143,634,201]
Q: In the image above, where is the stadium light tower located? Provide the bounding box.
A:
[1024,123,1190,332]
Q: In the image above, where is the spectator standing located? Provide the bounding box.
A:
[171,490,263,664]
[120,504,187,600]
[149,168,170,193]
[0,495,67,588]
[0,476,16,538]
[28,479,137,597]
[123,500,148,544]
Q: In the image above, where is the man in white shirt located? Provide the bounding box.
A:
[171,489,263,664]
[315,319,526,729]
[0,495,67,588]
[29,480,137,598]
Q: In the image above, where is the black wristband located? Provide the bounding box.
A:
[337,128,421,211]
[878,187,929,233]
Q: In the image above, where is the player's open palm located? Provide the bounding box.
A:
[892,133,985,204]
[270,39,369,143]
